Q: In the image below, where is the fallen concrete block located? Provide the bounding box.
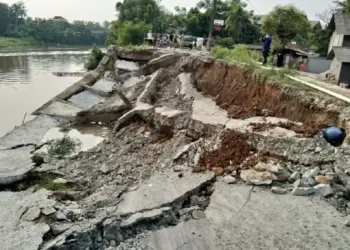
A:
[116,170,214,215]
[0,146,35,185]
[0,115,62,150]
[39,101,82,121]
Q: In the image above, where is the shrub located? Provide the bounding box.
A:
[117,21,152,46]
[85,45,104,70]
[48,136,78,156]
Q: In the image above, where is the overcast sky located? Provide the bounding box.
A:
[2,0,335,22]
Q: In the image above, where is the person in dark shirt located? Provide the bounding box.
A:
[169,33,174,48]
[261,34,272,65]
[201,36,208,54]
[322,125,346,147]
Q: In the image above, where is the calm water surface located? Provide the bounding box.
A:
[0,47,90,137]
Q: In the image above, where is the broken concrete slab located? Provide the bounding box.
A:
[143,219,219,250]
[91,78,115,93]
[178,72,229,126]
[32,71,100,116]
[0,115,62,150]
[206,183,350,249]
[68,90,104,109]
[137,70,162,104]
[154,106,189,130]
[0,190,54,250]
[113,102,154,132]
[121,207,171,228]
[0,146,35,185]
[116,170,214,215]
[39,101,82,121]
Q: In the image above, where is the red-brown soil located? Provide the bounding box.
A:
[190,60,339,135]
[198,131,252,175]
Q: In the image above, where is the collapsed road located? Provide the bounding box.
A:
[1,46,350,250]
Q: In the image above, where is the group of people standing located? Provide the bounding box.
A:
[146,30,208,53]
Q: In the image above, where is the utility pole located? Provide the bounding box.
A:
[207,0,217,50]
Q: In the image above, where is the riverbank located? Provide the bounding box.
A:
[0,37,36,48]
[2,47,350,250]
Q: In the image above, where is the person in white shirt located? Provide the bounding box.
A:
[146,30,152,46]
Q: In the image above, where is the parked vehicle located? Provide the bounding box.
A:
[181,35,196,49]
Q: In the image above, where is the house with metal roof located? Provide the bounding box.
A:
[327,13,350,86]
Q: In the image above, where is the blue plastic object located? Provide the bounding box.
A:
[322,125,346,147]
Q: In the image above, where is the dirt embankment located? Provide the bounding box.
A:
[190,60,339,135]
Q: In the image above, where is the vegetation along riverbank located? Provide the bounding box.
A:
[0,1,108,47]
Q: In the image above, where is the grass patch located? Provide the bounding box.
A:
[34,181,69,192]
[210,45,311,90]
[85,45,105,70]
[0,37,36,48]
[48,136,78,156]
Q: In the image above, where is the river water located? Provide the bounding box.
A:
[0,47,90,137]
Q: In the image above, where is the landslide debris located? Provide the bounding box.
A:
[4,52,350,250]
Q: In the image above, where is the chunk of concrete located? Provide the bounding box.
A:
[0,115,62,150]
[116,171,214,215]
[222,175,237,184]
[302,167,320,179]
[0,190,54,250]
[22,207,41,221]
[314,184,334,197]
[292,187,316,196]
[271,186,288,194]
[240,169,277,185]
[121,207,171,228]
[0,146,35,185]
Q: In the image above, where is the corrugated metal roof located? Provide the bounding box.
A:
[334,13,350,35]
[333,46,350,62]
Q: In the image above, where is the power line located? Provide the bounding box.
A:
[244,0,262,15]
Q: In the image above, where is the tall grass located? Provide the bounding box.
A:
[210,45,306,89]
[0,37,36,47]
[210,45,260,64]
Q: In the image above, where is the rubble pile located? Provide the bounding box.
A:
[2,50,350,249]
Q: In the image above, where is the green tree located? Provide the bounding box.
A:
[0,2,10,35]
[261,5,311,49]
[9,1,27,26]
[115,0,161,25]
[117,21,151,45]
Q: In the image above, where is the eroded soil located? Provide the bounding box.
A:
[189,60,339,135]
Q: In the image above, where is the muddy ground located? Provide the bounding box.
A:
[2,52,350,250]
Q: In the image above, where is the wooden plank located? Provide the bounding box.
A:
[32,71,100,115]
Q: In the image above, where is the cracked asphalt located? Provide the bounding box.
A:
[130,182,350,250]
